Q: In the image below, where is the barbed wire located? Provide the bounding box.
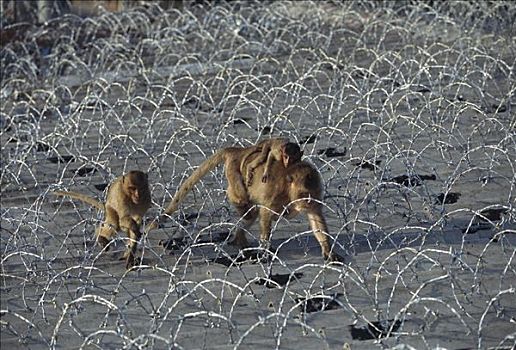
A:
[1,1,515,349]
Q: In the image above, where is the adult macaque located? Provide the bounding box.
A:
[148,142,339,261]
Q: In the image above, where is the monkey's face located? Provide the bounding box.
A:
[282,154,290,168]
[126,183,141,204]
[282,145,303,167]
[123,171,149,205]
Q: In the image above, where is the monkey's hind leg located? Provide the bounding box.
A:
[225,159,250,207]
[306,210,343,262]
[258,207,273,249]
[229,205,258,249]
[255,207,275,262]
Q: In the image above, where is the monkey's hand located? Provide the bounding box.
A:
[97,236,111,251]
[324,251,345,263]
[145,218,160,234]
[246,172,254,187]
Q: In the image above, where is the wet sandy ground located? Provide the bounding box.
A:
[1,1,515,349]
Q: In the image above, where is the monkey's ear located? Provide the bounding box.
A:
[286,174,294,183]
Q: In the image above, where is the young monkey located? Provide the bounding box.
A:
[53,170,151,269]
[223,138,303,207]
[244,138,303,186]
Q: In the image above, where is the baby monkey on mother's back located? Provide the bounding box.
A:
[147,138,341,261]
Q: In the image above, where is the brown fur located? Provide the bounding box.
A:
[243,138,293,185]
[147,143,337,261]
[233,155,335,260]
[53,170,151,269]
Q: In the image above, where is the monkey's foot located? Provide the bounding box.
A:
[256,240,273,263]
[124,255,141,269]
[229,233,250,249]
[237,199,251,208]
[324,251,345,263]
[258,239,271,251]
[231,193,251,208]
[97,236,111,251]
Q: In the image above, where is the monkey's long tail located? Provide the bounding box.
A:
[53,191,105,211]
[146,149,226,233]
[164,149,226,216]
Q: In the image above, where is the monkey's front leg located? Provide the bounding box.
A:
[257,208,274,254]
[306,210,341,262]
[120,216,142,269]
[251,208,275,263]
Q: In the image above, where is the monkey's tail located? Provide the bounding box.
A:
[163,149,226,216]
[53,191,105,211]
